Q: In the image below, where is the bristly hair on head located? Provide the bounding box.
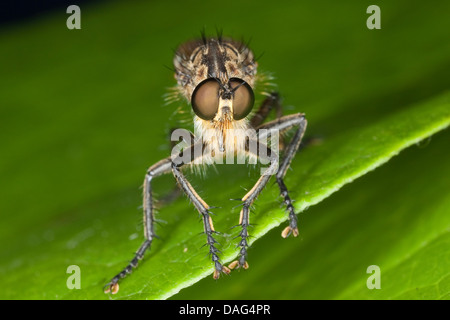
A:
[200,26,207,45]
[215,27,223,43]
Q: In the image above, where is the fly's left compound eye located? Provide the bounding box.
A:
[230,79,254,120]
[191,78,220,120]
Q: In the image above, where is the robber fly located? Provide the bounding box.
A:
[104,35,307,294]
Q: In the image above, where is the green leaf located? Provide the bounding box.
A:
[174,128,450,300]
[1,0,449,300]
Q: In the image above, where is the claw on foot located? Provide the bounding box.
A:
[104,282,119,294]
[228,260,239,270]
[281,226,299,238]
[213,266,231,279]
[228,260,249,270]
[222,265,231,275]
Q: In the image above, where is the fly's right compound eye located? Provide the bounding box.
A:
[191,78,220,120]
[229,78,254,120]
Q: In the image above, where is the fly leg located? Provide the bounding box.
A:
[104,157,172,294]
[257,113,307,238]
[171,142,231,279]
[228,113,307,271]
[250,92,283,128]
[228,140,280,270]
[157,129,196,206]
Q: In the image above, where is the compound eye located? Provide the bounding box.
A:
[230,79,254,120]
[191,79,220,120]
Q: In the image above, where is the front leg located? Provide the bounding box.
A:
[228,113,307,271]
[171,143,231,279]
[258,113,307,237]
[228,140,280,270]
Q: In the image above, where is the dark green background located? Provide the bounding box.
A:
[0,0,449,299]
